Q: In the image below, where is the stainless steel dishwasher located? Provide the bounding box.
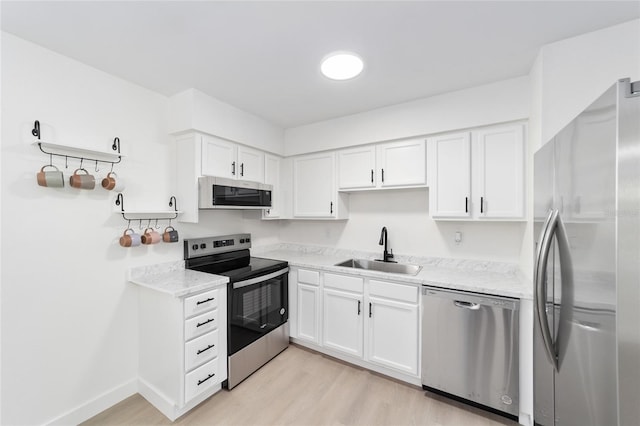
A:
[421,286,519,418]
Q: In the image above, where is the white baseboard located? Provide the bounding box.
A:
[45,379,137,426]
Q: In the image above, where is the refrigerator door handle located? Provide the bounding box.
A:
[534,209,559,371]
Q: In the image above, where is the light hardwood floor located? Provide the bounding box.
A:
[83,344,518,426]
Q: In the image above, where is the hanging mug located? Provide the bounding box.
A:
[119,228,141,247]
[162,226,179,243]
[101,172,125,192]
[142,228,161,245]
[36,165,64,188]
[69,168,95,190]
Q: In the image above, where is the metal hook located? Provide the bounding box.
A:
[95,160,100,172]
[139,220,143,230]
[112,137,120,152]
[147,219,152,229]
[155,219,160,229]
[110,162,114,173]
[80,158,84,170]
[32,120,41,139]
[127,219,131,229]
[49,153,53,167]
[65,156,69,169]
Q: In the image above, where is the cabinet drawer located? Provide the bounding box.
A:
[324,273,363,293]
[185,309,219,341]
[184,289,219,319]
[185,357,219,403]
[298,269,320,286]
[369,280,418,303]
[185,329,219,371]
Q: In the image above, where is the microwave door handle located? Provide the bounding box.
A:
[232,267,289,290]
[535,209,559,371]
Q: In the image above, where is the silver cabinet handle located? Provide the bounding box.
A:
[453,300,480,310]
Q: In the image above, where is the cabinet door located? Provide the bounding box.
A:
[367,296,419,375]
[427,133,471,218]
[263,154,281,218]
[323,289,363,357]
[297,283,320,345]
[201,135,237,179]
[472,124,524,219]
[293,153,336,218]
[237,145,264,182]
[338,146,376,189]
[377,139,426,188]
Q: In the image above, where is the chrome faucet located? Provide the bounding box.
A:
[378,226,396,263]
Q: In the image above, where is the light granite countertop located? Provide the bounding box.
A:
[254,244,533,299]
[128,260,229,298]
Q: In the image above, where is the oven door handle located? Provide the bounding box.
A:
[232,267,289,290]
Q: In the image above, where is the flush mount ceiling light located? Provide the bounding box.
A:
[321,52,364,80]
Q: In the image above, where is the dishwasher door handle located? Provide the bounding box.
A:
[453,300,481,310]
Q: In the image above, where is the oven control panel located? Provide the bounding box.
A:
[184,233,252,258]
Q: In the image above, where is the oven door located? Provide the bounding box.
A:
[228,267,288,355]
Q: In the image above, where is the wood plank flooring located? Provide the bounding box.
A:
[82,344,518,426]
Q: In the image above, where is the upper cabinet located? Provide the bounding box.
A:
[201,135,264,182]
[293,152,349,219]
[427,123,525,220]
[338,139,427,190]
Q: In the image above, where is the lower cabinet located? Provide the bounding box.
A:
[137,286,228,421]
[290,267,420,384]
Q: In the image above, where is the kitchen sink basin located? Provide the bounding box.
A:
[334,258,422,276]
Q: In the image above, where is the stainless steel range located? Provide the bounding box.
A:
[184,233,289,389]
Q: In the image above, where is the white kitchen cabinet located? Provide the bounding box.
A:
[296,269,321,345]
[427,132,471,218]
[137,286,227,421]
[427,123,525,220]
[337,139,427,190]
[322,273,364,358]
[293,152,349,219]
[376,139,427,188]
[338,145,377,189]
[201,134,264,182]
[366,279,419,375]
[472,125,525,219]
[262,153,281,219]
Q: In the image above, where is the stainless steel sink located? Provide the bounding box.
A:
[334,258,422,276]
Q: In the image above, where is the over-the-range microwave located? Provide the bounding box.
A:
[198,176,272,209]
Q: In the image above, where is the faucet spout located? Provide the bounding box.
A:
[378,227,395,263]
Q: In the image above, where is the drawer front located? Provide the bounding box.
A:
[184,289,219,319]
[185,329,219,371]
[185,309,219,341]
[298,269,320,286]
[324,273,363,293]
[185,357,219,403]
[369,280,418,303]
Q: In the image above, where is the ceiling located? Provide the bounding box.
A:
[2,1,639,128]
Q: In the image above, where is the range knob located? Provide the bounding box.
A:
[192,244,199,250]
[200,243,207,249]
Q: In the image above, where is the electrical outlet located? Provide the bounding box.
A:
[455,231,462,245]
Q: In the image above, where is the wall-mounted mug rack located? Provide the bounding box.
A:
[32,119,124,169]
[114,193,180,222]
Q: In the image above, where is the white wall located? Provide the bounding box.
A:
[0,33,279,425]
[284,76,529,156]
[537,19,640,149]
[168,88,285,156]
[280,189,526,263]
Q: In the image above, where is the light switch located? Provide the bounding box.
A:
[455,231,462,245]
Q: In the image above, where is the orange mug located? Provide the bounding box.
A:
[69,168,95,190]
[101,172,125,191]
[141,228,161,245]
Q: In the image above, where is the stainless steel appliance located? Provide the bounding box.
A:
[533,78,640,426]
[198,176,272,209]
[421,287,520,418]
[184,233,289,389]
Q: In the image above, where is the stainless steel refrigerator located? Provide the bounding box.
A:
[533,78,640,426]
